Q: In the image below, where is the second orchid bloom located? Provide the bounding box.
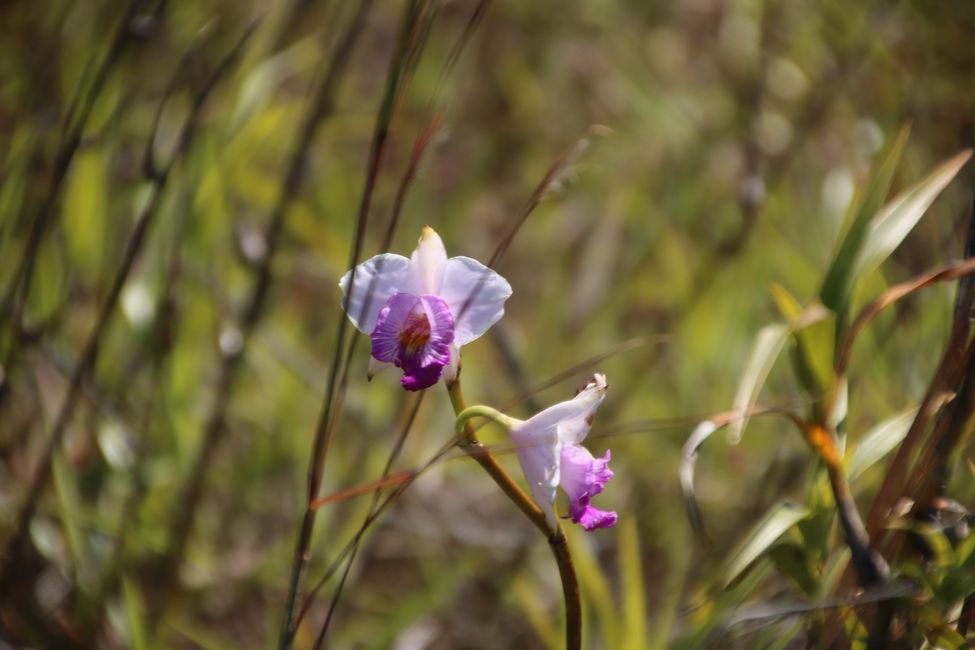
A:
[458,374,617,531]
[339,227,512,391]
[509,374,617,531]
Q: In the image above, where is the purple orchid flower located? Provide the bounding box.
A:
[339,226,512,391]
[510,374,617,531]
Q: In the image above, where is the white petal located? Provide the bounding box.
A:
[510,421,561,510]
[518,374,608,445]
[408,226,448,295]
[439,256,512,346]
[338,254,411,333]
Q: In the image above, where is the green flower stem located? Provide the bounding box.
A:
[446,376,582,650]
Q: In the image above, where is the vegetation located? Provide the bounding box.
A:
[2,0,975,648]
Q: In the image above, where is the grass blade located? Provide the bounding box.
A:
[820,126,910,313]
[723,501,809,588]
[849,149,971,286]
[848,407,919,481]
[727,323,790,445]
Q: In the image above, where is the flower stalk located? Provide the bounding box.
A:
[447,375,582,650]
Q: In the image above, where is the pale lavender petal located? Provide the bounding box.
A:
[439,256,512,346]
[511,421,561,510]
[370,293,419,363]
[339,254,412,334]
[522,374,608,440]
[407,226,448,295]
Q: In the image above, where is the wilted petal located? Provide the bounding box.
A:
[408,226,448,295]
[557,374,608,445]
[521,374,608,441]
[439,256,512,346]
[339,254,412,333]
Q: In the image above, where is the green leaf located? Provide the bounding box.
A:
[849,149,971,288]
[618,519,647,650]
[919,607,968,650]
[727,323,790,445]
[955,527,975,570]
[63,147,109,280]
[723,502,809,587]
[771,284,836,400]
[511,575,562,650]
[848,406,919,480]
[121,577,149,650]
[569,525,620,649]
[887,519,952,572]
[52,454,94,592]
[793,311,837,400]
[820,126,910,313]
[768,542,819,595]
[770,283,803,321]
[29,236,67,324]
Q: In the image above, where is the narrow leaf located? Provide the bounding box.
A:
[727,324,790,444]
[680,420,721,543]
[850,149,971,285]
[820,126,911,312]
[723,501,809,587]
[848,406,919,480]
[618,519,647,650]
[122,577,149,650]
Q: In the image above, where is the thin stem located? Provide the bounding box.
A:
[550,531,582,650]
[784,415,889,589]
[310,393,423,647]
[445,374,582,650]
[454,405,517,434]
[0,20,254,595]
[446,378,548,537]
[278,3,413,647]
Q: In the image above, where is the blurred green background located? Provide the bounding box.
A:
[2,0,975,648]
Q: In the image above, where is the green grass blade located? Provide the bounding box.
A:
[848,406,919,481]
[618,519,647,650]
[722,502,809,588]
[122,577,149,650]
[850,149,972,288]
[820,126,911,313]
[727,323,790,444]
[568,526,619,649]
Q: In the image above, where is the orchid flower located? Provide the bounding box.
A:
[339,226,512,391]
[510,374,617,531]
